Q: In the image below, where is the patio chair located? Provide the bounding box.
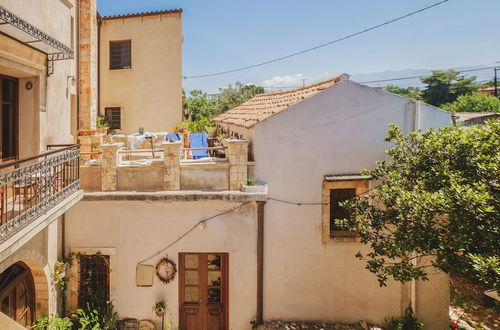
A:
[189,133,208,159]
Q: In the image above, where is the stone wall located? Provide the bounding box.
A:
[78,0,98,130]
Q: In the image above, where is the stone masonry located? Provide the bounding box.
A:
[78,0,98,130]
[223,139,250,190]
[162,141,181,190]
[101,143,122,191]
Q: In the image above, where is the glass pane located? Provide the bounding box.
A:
[2,104,15,159]
[208,288,221,302]
[207,254,221,270]
[185,254,198,269]
[1,295,9,315]
[185,270,198,285]
[20,311,27,326]
[208,271,221,286]
[184,286,198,302]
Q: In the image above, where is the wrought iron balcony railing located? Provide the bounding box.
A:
[0,144,80,241]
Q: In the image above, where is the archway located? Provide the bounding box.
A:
[0,262,36,327]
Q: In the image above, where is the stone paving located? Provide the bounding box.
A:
[258,320,382,330]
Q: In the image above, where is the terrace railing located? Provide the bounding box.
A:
[0,144,80,241]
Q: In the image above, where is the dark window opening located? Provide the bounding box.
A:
[109,40,131,70]
[0,76,18,160]
[78,255,110,308]
[329,188,356,236]
[105,107,121,129]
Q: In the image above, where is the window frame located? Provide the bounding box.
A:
[109,40,132,70]
[104,107,121,130]
[322,176,371,244]
[69,248,116,313]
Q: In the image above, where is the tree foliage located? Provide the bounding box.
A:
[384,85,421,100]
[441,92,500,113]
[341,120,500,289]
[216,83,264,114]
[183,83,264,126]
[420,70,477,106]
[183,89,218,122]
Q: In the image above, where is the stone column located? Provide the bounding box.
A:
[223,139,250,190]
[163,141,181,190]
[78,0,98,130]
[101,143,122,191]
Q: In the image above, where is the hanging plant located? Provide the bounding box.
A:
[155,257,177,284]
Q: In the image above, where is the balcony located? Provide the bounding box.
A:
[0,145,81,243]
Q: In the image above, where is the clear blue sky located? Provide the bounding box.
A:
[97,0,500,93]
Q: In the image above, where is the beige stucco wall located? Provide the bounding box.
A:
[65,199,258,329]
[253,81,451,329]
[99,12,183,134]
[0,0,76,157]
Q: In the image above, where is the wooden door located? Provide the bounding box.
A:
[179,253,228,330]
[0,263,35,328]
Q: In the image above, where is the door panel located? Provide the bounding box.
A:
[179,253,228,330]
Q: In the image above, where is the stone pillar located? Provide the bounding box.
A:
[163,141,181,190]
[78,0,98,130]
[101,143,121,191]
[223,139,250,190]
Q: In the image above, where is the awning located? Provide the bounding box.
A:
[0,5,73,74]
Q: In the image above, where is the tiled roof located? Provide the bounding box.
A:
[212,74,349,128]
[101,9,182,20]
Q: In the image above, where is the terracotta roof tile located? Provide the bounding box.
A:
[101,9,182,20]
[213,74,348,128]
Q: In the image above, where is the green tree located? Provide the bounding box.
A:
[184,89,217,122]
[216,83,264,114]
[340,120,500,289]
[420,70,477,106]
[384,85,421,100]
[441,92,500,113]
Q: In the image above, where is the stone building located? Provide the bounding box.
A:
[78,3,183,135]
[0,0,82,327]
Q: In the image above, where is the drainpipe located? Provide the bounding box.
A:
[409,97,421,315]
[414,97,421,131]
[256,201,266,324]
[97,13,101,116]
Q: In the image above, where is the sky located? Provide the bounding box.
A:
[97,0,500,93]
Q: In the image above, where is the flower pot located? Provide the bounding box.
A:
[155,310,164,317]
[78,130,96,136]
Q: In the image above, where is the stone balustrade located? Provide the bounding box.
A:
[84,139,251,192]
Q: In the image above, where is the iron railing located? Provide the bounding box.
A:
[0,144,80,241]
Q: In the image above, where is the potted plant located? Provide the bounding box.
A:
[242,176,268,193]
[96,115,110,135]
[154,300,167,317]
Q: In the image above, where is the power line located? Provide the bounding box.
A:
[184,0,450,79]
[137,202,251,265]
[359,66,496,84]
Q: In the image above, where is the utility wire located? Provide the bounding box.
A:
[137,202,251,265]
[267,184,380,206]
[360,66,496,84]
[184,0,450,79]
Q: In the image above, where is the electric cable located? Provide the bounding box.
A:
[184,0,450,79]
[137,201,251,265]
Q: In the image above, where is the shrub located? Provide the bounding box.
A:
[32,314,72,329]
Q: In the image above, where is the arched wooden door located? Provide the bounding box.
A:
[0,262,36,328]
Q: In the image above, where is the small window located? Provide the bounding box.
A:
[329,188,356,235]
[105,107,121,129]
[322,176,370,243]
[78,254,110,308]
[109,40,131,70]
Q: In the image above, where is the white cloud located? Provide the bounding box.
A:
[260,74,305,88]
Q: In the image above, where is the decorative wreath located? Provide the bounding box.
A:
[155,257,177,284]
